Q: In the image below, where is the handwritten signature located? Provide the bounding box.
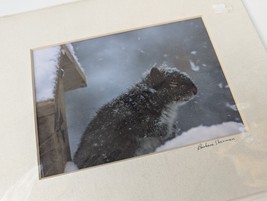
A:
[197,137,236,150]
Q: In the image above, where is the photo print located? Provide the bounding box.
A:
[32,17,245,178]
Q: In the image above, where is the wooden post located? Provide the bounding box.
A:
[36,46,87,178]
[37,69,71,177]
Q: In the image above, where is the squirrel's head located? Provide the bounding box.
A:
[144,67,197,103]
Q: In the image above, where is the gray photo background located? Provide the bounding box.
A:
[64,18,243,158]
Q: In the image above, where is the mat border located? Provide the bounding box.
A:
[1,0,267,200]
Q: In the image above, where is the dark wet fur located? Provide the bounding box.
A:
[74,67,197,169]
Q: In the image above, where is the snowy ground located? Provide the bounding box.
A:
[64,121,245,173]
[64,161,78,173]
[156,121,245,152]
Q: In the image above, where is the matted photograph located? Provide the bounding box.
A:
[32,17,245,178]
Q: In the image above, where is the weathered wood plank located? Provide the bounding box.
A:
[60,45,87,92]
[36,100,56,118]
[37,70,71,177]
[54,71,71,164]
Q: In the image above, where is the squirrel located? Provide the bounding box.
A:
[74,66,197,169]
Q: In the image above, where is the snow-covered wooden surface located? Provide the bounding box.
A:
[61,44,87,91]
[33,44,85,102]
[33,43,87,177]
[33,46,61,102]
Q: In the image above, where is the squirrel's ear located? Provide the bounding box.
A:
[150,67,164,86]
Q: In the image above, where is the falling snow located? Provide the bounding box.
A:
[189,60,200,71]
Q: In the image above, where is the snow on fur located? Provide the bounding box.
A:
[33,46,61,102]
[142,64,190,79]
[156,122,245,152]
